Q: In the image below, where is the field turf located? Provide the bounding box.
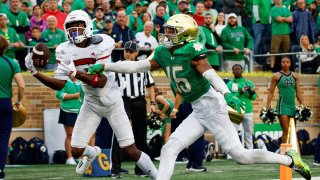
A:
[4,156,320,180]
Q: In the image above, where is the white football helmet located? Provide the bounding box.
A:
[64,10,94,44]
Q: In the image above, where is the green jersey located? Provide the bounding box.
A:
[56,80,84,113]
[253,0,272,24]
[0,27,20,59]
[153,41,211,102]
[7,10,30,45]
[227,77,256,113]
[0,55,21,98]
[196,27,206,45]
[202,26,220,66]
[277,72,296,98]
[41,28,66,64]
[221,25,253,61]
[270,6,292,35]
[157,98,174,117]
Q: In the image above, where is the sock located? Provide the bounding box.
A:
[82,146,97,158]
[229,145,292,166]
[136,152,158,179]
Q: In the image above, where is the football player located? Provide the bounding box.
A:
[24,10,157,179]
[88,14,311,180]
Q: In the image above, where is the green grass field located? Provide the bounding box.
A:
[4,156,320,180]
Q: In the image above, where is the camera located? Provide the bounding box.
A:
[247,87,256,96]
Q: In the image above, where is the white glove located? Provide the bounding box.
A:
[25,53,37,75]
[58,60,77,78]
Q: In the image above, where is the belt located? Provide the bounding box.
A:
[122,96,145,101]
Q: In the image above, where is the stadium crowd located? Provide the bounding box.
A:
[0,0,319,73]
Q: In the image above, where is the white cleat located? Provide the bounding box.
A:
[76,146,101,174]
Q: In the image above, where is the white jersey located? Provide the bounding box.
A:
[54,34,117,96]
[135,32,158,60]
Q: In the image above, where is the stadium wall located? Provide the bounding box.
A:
[9,75,320,143]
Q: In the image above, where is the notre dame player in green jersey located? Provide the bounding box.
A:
[266,56,304,144]
[85,14,311,180]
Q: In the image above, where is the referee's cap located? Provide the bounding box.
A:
[124,41,139,52]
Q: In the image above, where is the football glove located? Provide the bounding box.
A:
[225,93,246,114]
[25,53,37,75]
[58,60,77,78]
[295,105,312,122]
[87,64,104,76]
[260,107,278,124]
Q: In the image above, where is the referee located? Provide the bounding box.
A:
[0,35,25,179]
[111,41,156,178]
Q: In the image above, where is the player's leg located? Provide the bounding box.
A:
[71,103,102,174]
[105,100,157,179]
[157,114,205,180]
[242,112,253,149]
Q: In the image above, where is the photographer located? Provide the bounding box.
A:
[227,64,256,149]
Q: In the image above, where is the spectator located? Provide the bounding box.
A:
[242,0,253,36]
[84,0,95,19]
[71,0,85,11]
[227,64,257,149]
[0,14,23,60]
[135,21,158,60]
[153,5,166,38]
[101,0,115,21]
[177,0,193,14]
[308,1,317,21]
[202,12,223,70]
[128,2,144,35]
[215,12,226,36]
[111,41,156,178]
[62,0,72,14]
[43,0,67,30]
[193,2,205,26]
[296,35,320,74]
[26,5,48,43]
[221,13,253,71]
[95,0,102,8]
[41,15,66,71]
[21,1,31,18]
[291,0,318,45]
[154,88,173,144]
[202,0,218,24]
[266,56,304,144]
[7,0,29,70]
[253,0,272,65]
[0,34,25,180]
[141,1,150,13]
[41,0,50,14]
[125,0,139,15]
[270,0,292,71]
[148,0,170,18]
[28,26,50,46]
[93,7,105,33]
[112,0,125,14]
[56,77,84,165]
[223,0,244,26]
[112,11,135,62]
[142,12,152,24]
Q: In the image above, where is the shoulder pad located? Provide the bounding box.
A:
[91,35,104,44]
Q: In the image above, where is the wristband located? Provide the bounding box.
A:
[150,100,156,105]
[172,108,178,113]
[90,73,99,87]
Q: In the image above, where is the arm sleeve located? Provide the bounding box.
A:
[202,69,230,95]
[104,60,151,73]
[145,71,155,87]
[56,85,66,100]
[54,44,70,80]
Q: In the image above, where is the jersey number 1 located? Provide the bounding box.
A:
[166,66,191,93]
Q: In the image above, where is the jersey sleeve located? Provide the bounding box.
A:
[95,34,115,64]
[144,71,155,88]
[54,43,70,80]
[12,59,21,75]
[190,41,207,61]
[152,46,161,64]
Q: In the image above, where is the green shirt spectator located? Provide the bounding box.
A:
[252,0,272,24]
[270,4,292,35]
[71,0,86,11]
[0,27,20,59]
[7,9,30,45]
[196,26,206,45]
[0,54,21,98]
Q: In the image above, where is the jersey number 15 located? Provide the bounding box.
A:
[166,66,191,93]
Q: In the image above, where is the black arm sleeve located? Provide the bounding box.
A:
[192,53,207,61]
[11,25,30,33]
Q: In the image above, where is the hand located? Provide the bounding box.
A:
[149,104,156,112]
[210,24,215,32]
[74,92,80,99]
[216,46,222,53]
[155,25,160,32]
[276,16,283,22]
[244,48,251,55]
[307,44,313,50]
[132,11,138,18]
[13,101,21,109]
[234,48,240,54]
[59,60,77,78]
[170,111,177,119]
[25,53,37,75]
[87,64,104,76]
[225,93,246,113]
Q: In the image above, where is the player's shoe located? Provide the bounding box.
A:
[205,143,215,162]
[286,150,311,180]
[76,146,101,175]
[66,157,77,165]
[189,165,207,172]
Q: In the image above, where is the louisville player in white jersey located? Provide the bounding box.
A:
[24,10,157,179]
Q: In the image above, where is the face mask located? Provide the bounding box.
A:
[162,36,174,48]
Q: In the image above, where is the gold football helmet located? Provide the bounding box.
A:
[12,104,27,127]
[159,14,198,48]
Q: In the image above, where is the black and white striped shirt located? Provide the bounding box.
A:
[115,71,155,98]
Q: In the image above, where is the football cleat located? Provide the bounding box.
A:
[286,150,311,180]
[76,146,101,174]
[205,143,215,162]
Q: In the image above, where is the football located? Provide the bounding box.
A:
[32,42,50,68]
